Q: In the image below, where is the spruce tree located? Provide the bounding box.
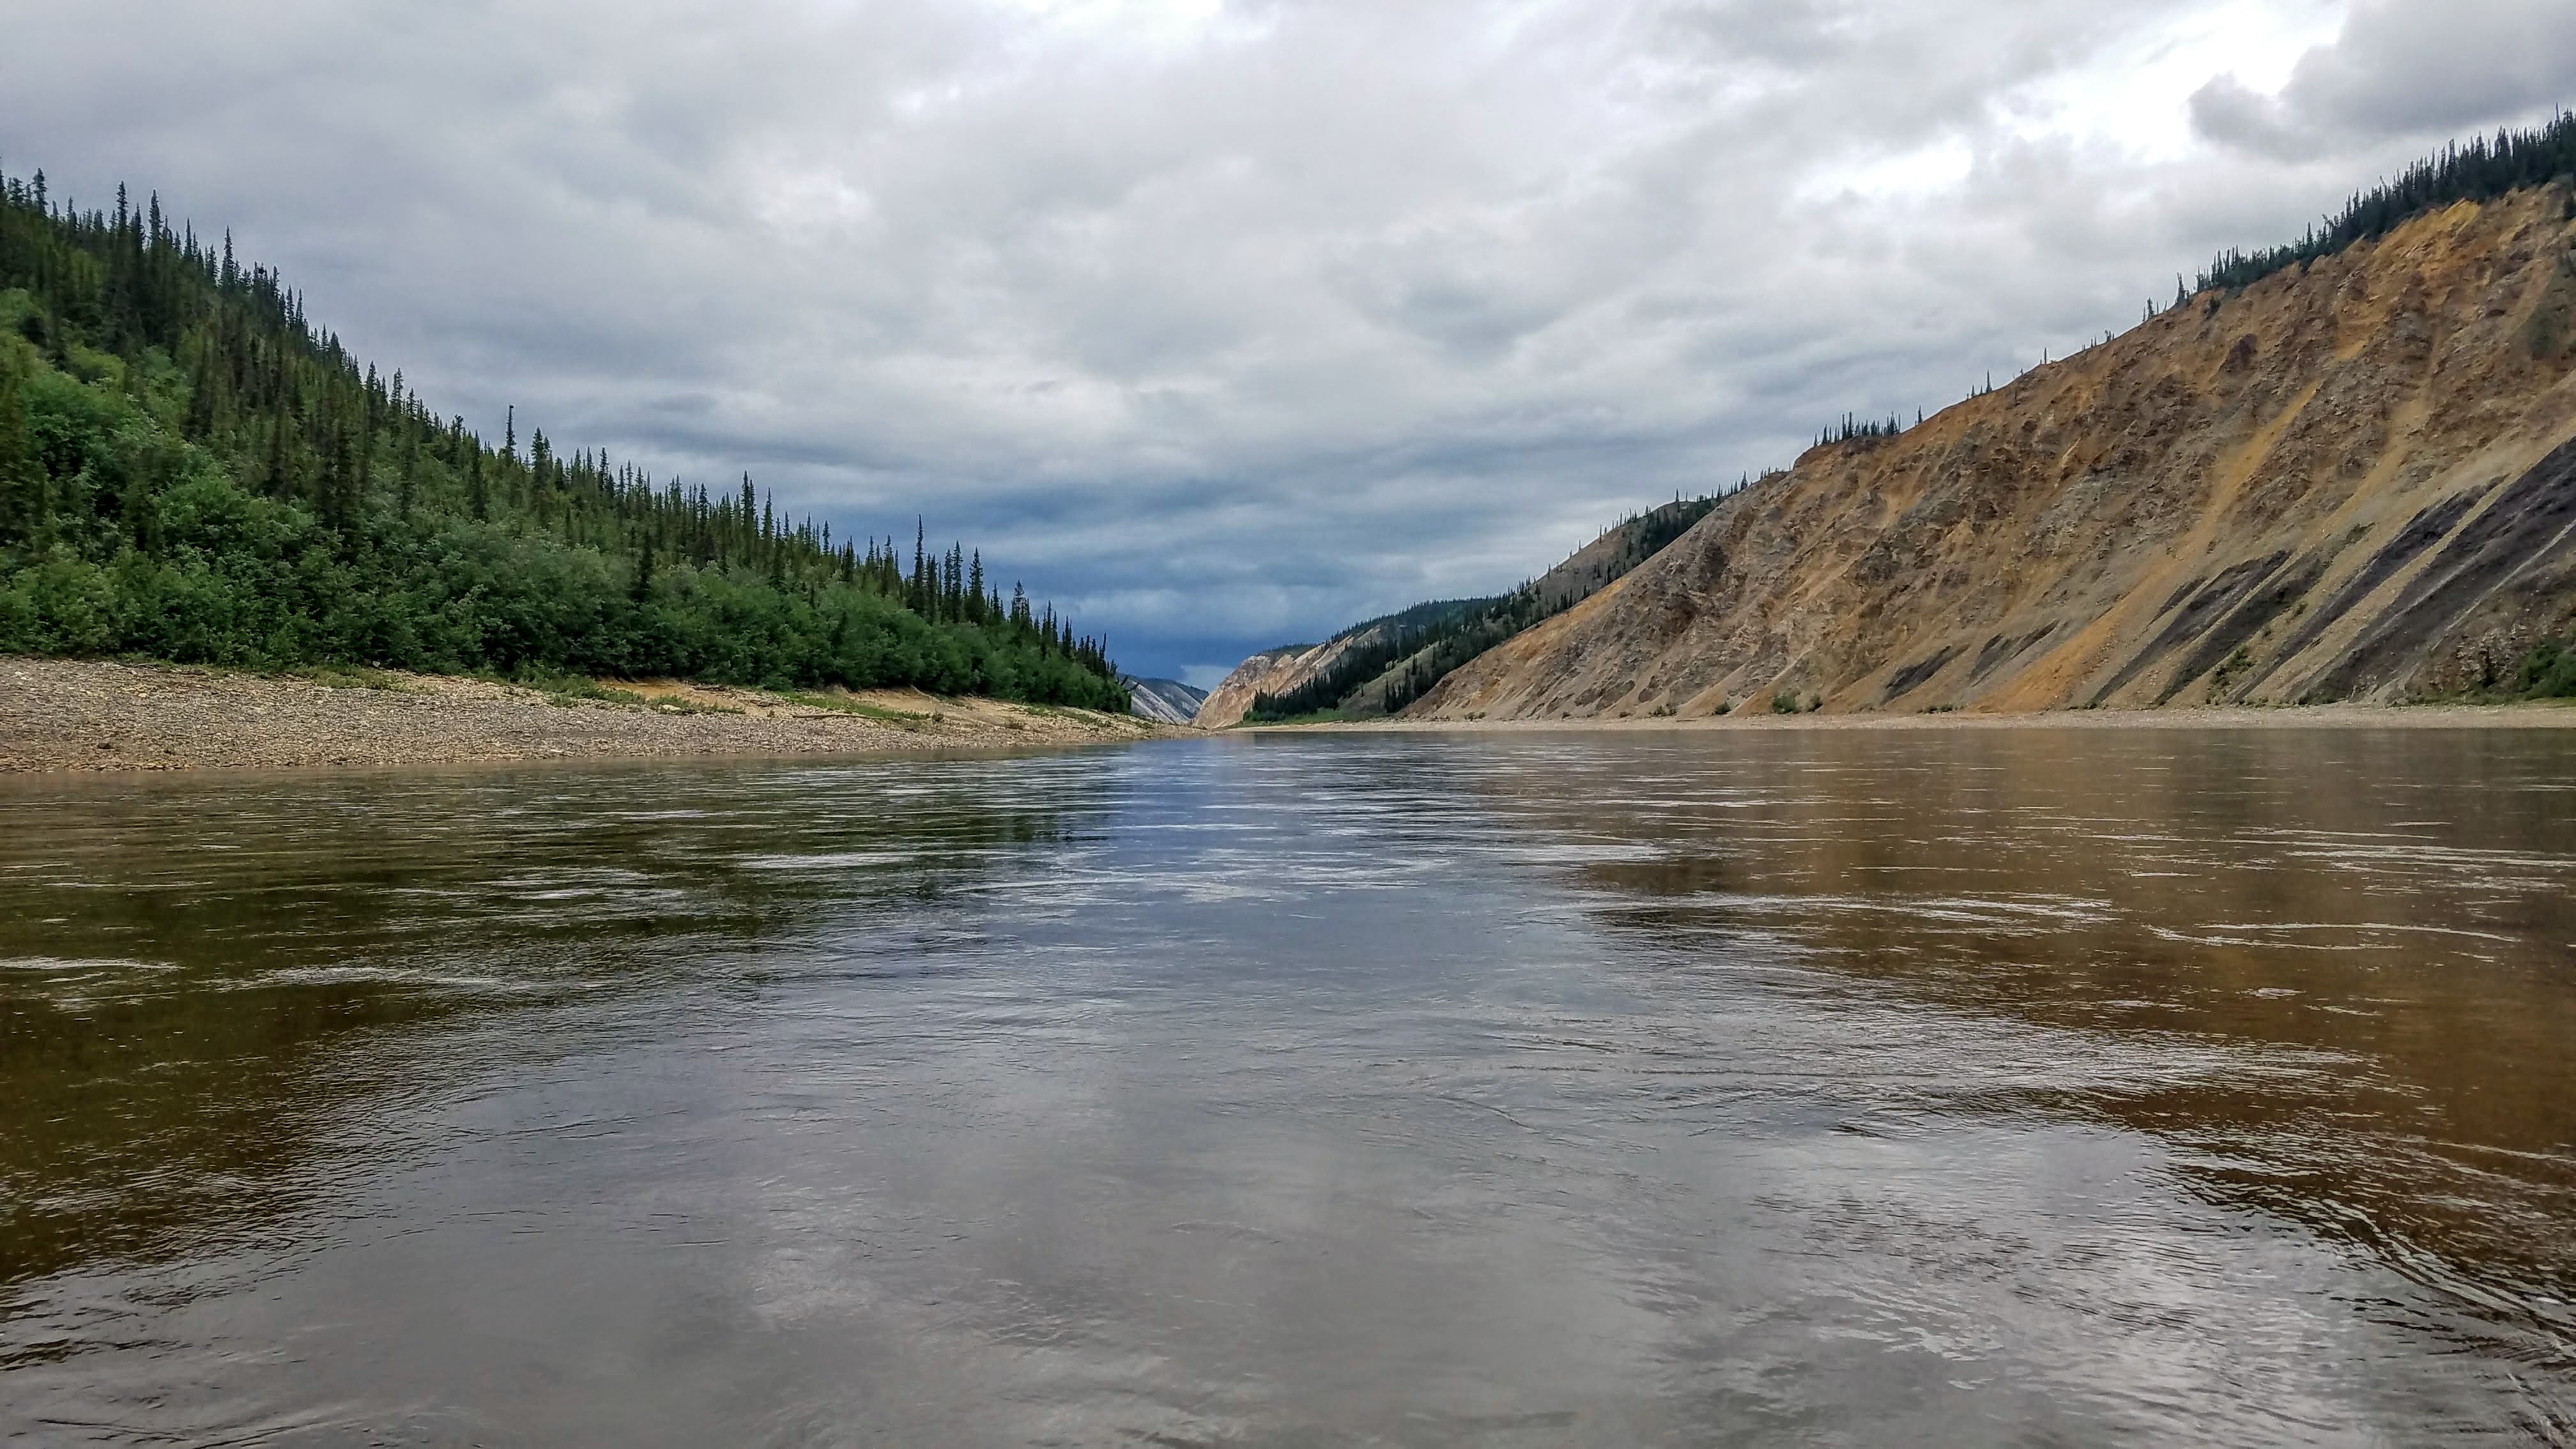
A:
[0,349,33,539]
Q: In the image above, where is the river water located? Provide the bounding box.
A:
[4,728,2575,1446]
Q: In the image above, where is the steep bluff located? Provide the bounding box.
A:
[1413,189,2576,719]
[1193,635,1384,728]
[1196,498,1717,727]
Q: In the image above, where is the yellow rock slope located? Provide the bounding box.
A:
[1414,188,2576,719]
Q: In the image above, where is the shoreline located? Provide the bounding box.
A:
[10,656,2568,777]
[1243,701,2576,733]
[0,656,1177,774]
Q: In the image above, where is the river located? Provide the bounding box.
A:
[4,728,2574,1445]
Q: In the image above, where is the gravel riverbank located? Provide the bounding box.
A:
[0,656,1172,773]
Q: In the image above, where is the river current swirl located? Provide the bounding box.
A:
[4,728,2575,1445]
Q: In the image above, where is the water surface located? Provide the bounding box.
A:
[5,729,2575,1445]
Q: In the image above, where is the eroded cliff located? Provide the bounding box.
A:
[1413,189,2576,719]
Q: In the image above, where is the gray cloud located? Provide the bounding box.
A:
[6,1,2573,684]
[2195,0,2576,160]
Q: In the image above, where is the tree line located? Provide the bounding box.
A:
[1814,411,1913,448]
[2198,112,2576,295]
[1245,597,1503,722]
[1372,591,1554,716]
[0,165,1126,709]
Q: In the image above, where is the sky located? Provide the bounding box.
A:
[6,1,2574,685]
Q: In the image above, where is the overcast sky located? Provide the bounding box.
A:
[6,1,2573,684]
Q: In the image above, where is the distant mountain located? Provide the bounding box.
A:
[1124,677,1209,724]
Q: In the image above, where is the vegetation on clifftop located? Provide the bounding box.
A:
[0,168,1127,709]
[2196,112,2576,295]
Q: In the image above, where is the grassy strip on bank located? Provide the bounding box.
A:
[522,673,650,709]
[784,691,936,726]
[295,663,406,691]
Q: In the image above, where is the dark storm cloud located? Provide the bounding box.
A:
[5,1,2570,682]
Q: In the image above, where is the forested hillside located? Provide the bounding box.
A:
[1222,496,1721,724]
[1241,597,1500,722]
[0,169,1127,709]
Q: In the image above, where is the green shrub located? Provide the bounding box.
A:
[2515,638,2576,698]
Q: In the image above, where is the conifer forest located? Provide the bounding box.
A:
[0,171,1129,710]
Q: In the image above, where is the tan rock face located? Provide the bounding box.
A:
[1193,633,1388,728]
[1414,190,2576,719]
[1194,649,1301,728]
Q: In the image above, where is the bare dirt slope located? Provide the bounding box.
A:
[1415,189,2576,720]
[0,656,1163,772]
